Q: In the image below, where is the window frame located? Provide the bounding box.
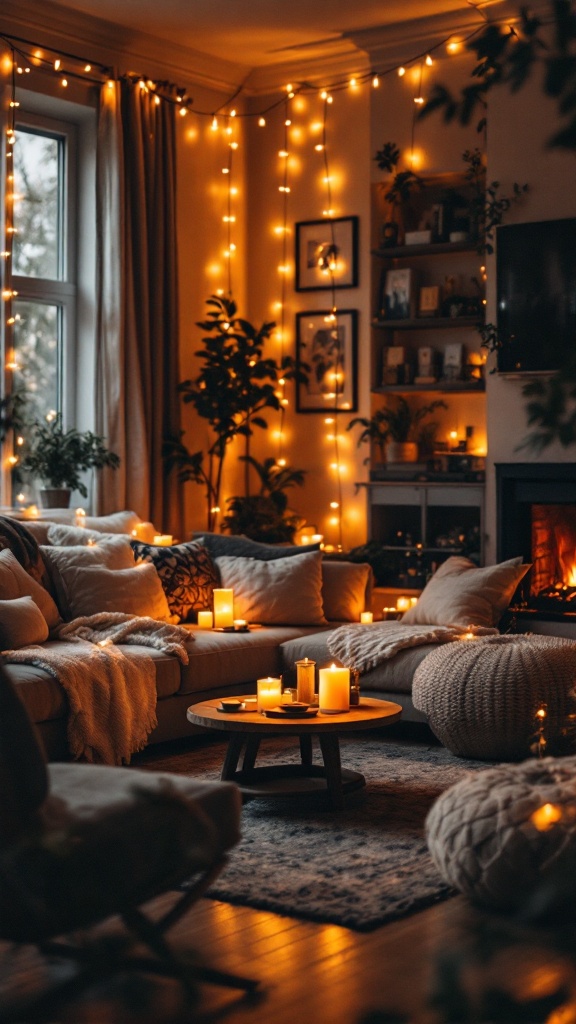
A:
[12,109,78,422]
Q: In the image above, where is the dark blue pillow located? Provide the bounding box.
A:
[192,533,320,562]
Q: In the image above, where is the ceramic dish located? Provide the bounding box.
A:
[218,699,246,713]
[263,706,318,719]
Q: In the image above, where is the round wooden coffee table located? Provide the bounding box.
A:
[186,697,402,811]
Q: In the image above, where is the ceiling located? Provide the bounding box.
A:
[40,0,493,71]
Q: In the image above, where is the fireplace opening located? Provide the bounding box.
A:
[531,504,576,610]
[497,463,576,620]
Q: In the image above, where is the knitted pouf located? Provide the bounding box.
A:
[412,633,576,760]
[426,754,576,913]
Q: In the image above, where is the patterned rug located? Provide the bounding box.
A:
[134,727,488,932]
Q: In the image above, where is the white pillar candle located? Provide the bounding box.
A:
[153,534,173,546]
[213,589,234,628]
[197,610,213,629]
[319,663,350,714]
[75,507,86,527]
[257,677,282,713]
[296,658,316,705]
[396,596,411,612]
[360,611,374,624]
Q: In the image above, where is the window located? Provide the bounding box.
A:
[11,113,77,424]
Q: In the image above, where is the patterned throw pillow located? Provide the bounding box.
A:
[130,540,218,623]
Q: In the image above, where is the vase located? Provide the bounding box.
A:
[39,488,71,509]
[386,442,419,464]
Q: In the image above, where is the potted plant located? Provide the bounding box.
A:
[348,397,447,467]
[21,414,120,508]
[221,456,307,543]
[373,141,424,246]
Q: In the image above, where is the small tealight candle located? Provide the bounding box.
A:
[22,504,39,520]
[197,610,213,629]
[296,658,316,704]
[396,596,411,612]
[233,618,247,630]
[318,663,350,714]
[360,611,374,624]
[213,589,234,628]
[75,507,86,527]
[153,534,173,546]
[257,677,282,713]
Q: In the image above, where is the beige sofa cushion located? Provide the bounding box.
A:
[0,550,60,629]
[54,563,172,620]
[321,561,373,622]
[0,597,49,650]
[215,550,326,626]
[400,556,531,629]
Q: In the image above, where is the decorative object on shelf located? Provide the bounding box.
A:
[20,415,120,508]
[382,268,417,321]
[382,345,413,386]
[348,396,447,466]
[418,287,441,318]
[415,346,438,384]
[296,309,358,413]
[442,343,464,382]
[295,217,359,291]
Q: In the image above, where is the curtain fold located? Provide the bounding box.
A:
[95,79,182,537]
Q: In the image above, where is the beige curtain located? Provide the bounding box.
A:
[95,79,182,537]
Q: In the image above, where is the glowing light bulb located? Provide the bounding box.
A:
[372,75,379,87]
[258,116,266,126]
[398,66,406,77]
[84,63,92,72]
[211,116,218,131]
[425,54,433,66]
[330,501,339,509]
[277,458,287,467]
[414,96,424,105]
[54,58,61,70]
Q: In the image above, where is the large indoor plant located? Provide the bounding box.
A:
[164,295,308,532]
[220,456,307,543]
[348,397,447,466]
[21,414,120,507]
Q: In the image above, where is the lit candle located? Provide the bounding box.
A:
[197,610,213,629]
[281,688,295,704]
[213,588,234,628]
[396,596,411,612]
[360,611,374,624]
[409,597,418,607]
[153,534,173,546]
[233,618,247,630]
[75,507,86,527]
[22,504,39,520]
[296,658,316,704]
[132,521,158,543]
[257,677,282,712]
[318,663,350,714]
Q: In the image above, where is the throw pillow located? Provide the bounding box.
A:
[0,663,48,847]
[41,539,137,620]
[0,597,49,650]
[37,510,141,534]
[400,555,531,628]
[0,549,60,629]
[321,560,373,622]
[215,550,327,625]
[130,540,218,623]
[194,532,321,561]
[47,524,108,546]
[54,563,172,620]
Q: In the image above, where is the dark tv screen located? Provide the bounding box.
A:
[496,218,576,372]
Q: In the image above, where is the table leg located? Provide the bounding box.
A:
[299,734,313,766]
[318,734,344,811]
[242,735,261,770]
[221,734,245,781]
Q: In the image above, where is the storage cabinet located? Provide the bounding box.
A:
[361,174,487,584]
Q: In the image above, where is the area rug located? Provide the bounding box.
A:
[134,729,488,932]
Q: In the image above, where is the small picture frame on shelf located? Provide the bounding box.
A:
[415,346,437,385]
[442,343,464,380]
[383,268,417,320]
[418,285,441,317]
[382,346,412,386]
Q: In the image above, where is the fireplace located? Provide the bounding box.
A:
[496,463,576,618]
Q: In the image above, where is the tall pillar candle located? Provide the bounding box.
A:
[256,677,282,713]
[318,663,350,714]
[296,658,316,705]
[213,589,234,628]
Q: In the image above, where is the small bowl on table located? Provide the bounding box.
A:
[219,698,245,713]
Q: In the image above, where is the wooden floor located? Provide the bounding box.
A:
[1,891,576,1023]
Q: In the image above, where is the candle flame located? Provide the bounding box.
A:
[530,803,562,832]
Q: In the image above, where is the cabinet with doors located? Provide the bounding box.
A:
[362,173,487,588]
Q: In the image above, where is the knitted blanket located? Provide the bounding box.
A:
[3,613,194,766]
[326,621,498,674]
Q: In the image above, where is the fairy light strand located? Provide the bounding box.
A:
[275,97,292,468]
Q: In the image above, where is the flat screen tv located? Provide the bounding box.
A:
[496,217,576,372]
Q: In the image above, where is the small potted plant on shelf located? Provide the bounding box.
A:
[348,396,447,469]
[20,414,120,508]
[373,141,424,247]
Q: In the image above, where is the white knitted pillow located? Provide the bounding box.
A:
[401,556,530,628]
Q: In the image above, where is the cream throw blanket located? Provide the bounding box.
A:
[326,621,498,674]
[3,613,194,766]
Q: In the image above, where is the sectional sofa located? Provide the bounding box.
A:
[0,512,530,762]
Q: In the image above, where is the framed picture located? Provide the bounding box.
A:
[295,217,359,291]
[296,309,358,413]
[383,268,417,320]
